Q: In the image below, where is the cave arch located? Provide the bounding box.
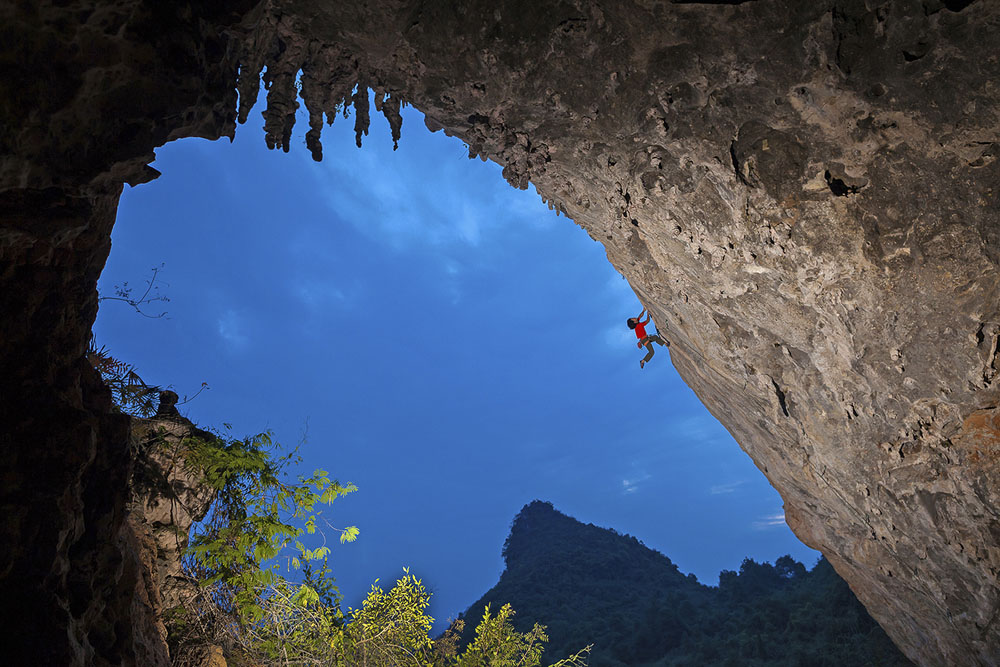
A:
[97,95,819,631]
[2,1,999,665]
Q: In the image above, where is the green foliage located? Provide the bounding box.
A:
[182,429,357,627]
[458,604,547,667]
[461,501,913,667]
[173,436,588,667]
[456,604,590,667]
[96,312,590,665]
[87,339,208,417]
[87,341,161,416]
[338,569,435,666]
[232,558,346,664]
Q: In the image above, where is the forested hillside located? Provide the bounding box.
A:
[457,501,912,666]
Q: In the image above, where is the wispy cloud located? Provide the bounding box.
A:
[672,415,734,448]
[437,258,465,305]
[622,471,652,494]
[606,272,637,304]
[313,121,545,254]
[217,310,249,349]
[455,201,482,246]
[752,511,787,529]
[302,98,570,265]
[709,480,745,495]
[293,279,355,310]
[602,273,647,351]
[605,323,636,349]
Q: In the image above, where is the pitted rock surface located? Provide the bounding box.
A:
[2,1,999,665]
[124,410,218,666]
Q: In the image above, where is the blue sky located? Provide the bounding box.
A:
[94,94,817,630]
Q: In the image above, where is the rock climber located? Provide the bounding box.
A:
[627,308,669,369]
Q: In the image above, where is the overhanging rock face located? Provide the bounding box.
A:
[217,3,1000,661]
[1,1,999,665]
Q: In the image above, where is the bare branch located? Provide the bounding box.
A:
[99,263,171,318]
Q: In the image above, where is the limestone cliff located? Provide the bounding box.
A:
[1,1,998,665]
[123,395,218,666]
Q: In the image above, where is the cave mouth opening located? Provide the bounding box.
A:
[94,88,816,626]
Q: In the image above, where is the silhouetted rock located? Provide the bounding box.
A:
[459,502,912,666]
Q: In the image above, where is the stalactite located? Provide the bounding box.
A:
[351,80,370,148]
[381,93,403,150]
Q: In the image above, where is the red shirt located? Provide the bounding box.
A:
[634,321,648,339]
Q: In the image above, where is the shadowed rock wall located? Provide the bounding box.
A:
[0,2,255,664]
[0,184,133,666]
[1,1,999,665]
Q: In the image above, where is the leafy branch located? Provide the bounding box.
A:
[87,341,162,416]
[99,263,171,318]
[90,263,209,415]
[180,431,356,628]
[87,341,209,417]
[168,429,590,666]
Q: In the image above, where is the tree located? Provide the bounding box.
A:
[455,604,589,667]
[169,429,589,667]
[174,428,357,663]
[95,273,592,666]
[339,570,435,666]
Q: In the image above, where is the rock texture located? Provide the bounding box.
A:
[1,1,999,665]
[0,184,134,666]
[0,3,255,664]
[124,399,218,667]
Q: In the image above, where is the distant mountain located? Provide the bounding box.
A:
[456,501,912,667]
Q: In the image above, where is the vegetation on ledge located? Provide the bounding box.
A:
[141,424,589,667]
